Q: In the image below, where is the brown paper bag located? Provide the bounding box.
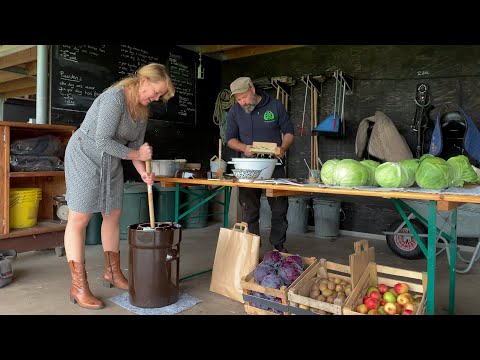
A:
[209,222,260,303]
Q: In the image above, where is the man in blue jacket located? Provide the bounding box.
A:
[225,77,295,252]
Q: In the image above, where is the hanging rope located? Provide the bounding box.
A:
[213,89,234,144]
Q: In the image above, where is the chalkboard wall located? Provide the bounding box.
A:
[50,45,196,124]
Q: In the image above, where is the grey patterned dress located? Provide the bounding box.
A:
[65,86,147,215]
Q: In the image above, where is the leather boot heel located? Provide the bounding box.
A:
[103,280,114,288]
[68,260,105,310]
[103,251,129,290]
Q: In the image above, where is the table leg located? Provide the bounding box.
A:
[426,200,437,314]
[448,208,457,315]
[175,183,180,223]
[224,187,231,228]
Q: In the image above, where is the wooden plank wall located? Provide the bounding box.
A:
[221,45,480,234]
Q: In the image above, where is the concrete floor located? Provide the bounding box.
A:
[1,222,479,315]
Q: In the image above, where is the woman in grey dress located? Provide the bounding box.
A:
[64,63,175,309]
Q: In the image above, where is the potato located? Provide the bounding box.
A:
[299,304,310,310]
[327,282,336,290]
[335,284,344,292]
[319,283,328,291]
[334,277,342,285]
[316,294,326,302]
[322,289,333,297]
[326,295,335,303]
[309,289,320,298]
[345,287,352,296]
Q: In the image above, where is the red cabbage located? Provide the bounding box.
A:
[262,250,283,267]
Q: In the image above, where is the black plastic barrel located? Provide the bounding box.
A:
[128,222,181,308]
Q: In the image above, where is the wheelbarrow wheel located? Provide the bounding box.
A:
[386,218,427,259]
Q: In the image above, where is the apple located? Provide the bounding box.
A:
[403,302,415,313]
[363,295,370,304]
[397,293,411,306]
[402,308,413,315]
[380,300,386,306]
[368,309,381,315]
[378,306,387,315]
[366,286,379,296]
[388,288,398,297]
[356,304,368,314]
[377,283,388,294]
[383,302,397,315]
[365,297,379,310]
[370,291,382,301]
[394,282,409,295]
[382,291,397,303]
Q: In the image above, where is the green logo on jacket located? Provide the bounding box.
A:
[264,111,275,122]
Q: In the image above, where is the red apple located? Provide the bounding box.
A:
[366,286,379,296]
[365,297,379,310]
[356,304,368,314]
[369,291,382,301]
[377,283,388,294]
[363,295,370,304]
[403,302,415,313]
[402,308,413,315]
[383,302,397,315]
[380,300,386,306]
[394,282,409,295]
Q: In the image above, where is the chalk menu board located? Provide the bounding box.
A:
[51,45,196,124]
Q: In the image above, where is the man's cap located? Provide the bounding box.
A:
[230,77,253,97]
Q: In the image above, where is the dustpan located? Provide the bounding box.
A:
[313,113,342,136]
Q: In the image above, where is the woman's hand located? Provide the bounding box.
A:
[141,171,155,186]
[138,143,153,161]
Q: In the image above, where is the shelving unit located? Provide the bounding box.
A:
[0,121,76,252]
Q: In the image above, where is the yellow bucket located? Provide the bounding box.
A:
[9,188,42,229]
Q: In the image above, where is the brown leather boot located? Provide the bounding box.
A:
[103,251,129,290]
[68,261,104,310]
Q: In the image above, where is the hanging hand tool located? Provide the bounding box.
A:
[301,75,310,136]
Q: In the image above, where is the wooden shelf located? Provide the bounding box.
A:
[0,220,66,240]
[10,171,65,177]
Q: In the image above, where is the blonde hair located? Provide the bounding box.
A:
[111,63,175,121]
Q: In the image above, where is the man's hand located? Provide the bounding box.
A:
[244,145,255,157]
[275,146,286,159]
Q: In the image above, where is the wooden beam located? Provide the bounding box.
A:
[0,47,37,70]
[265,189,306,197]
[0,77,36,93]
[0,45,36,57]
[0,86,36,99]
[200,45,247,53]
[0,70,24,82]
[437,201,464,211]
[222,45,305,60]
[25,61,37,76]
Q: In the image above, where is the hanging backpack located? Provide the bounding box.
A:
[0,249,17,288]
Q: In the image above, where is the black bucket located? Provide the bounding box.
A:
[128,222,181,308]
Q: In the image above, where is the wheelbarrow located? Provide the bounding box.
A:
[384,199,480,274]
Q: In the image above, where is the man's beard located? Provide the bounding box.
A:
[242,104,255,114]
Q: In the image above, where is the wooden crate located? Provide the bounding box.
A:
[342,262,427,315]
[241,252,317,315]
[288,258,353,315]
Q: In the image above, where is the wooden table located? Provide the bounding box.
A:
[156,176,480,315]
